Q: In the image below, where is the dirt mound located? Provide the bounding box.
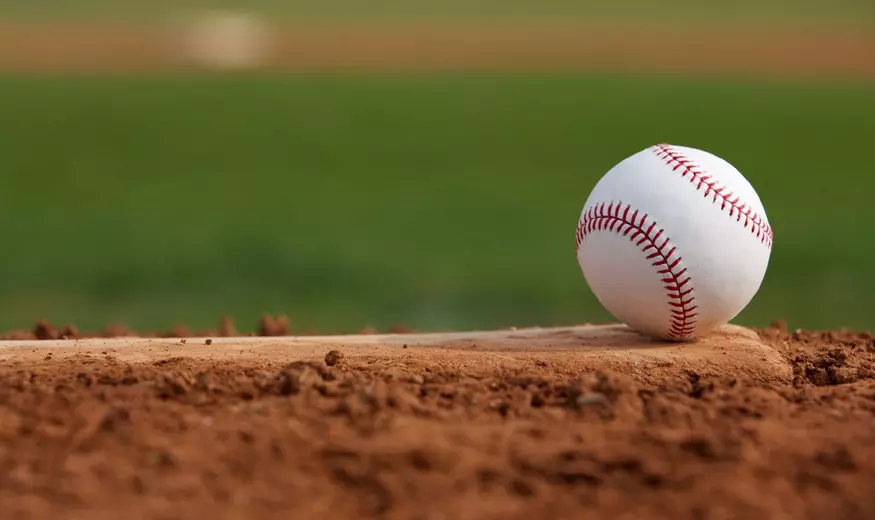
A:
[0,321,874,519]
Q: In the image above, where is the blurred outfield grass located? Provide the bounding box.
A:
[0,0,872,26]
[0,73,872,334]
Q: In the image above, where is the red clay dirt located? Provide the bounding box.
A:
[0,321,874,519]
[0,22,872,80]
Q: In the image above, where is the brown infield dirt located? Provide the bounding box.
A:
[0,22,872,79]
[0,319,874,519]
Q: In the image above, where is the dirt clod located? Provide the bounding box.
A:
[101,323,134,338]
[218,315,238,337]
[33,320,58,340]
[575,392,610,407]
[324,350,343,366]
[59,324,79,339]
[258,314,291,336]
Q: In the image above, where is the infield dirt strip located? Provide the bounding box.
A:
[0,22,873,78]
[2,324,875,519]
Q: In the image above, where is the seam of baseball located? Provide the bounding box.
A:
[576,201,697,339]
[651,144,773,249]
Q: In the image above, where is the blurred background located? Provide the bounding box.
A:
[0,1,872,335]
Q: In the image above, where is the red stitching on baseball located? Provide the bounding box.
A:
[650,144,773,248]
[576,201,697,339]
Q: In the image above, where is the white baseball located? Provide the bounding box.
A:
[575,144,773,341]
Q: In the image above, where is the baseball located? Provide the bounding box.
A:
[575,144,773,341]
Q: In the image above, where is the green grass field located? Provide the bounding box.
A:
[1,73,872,334]
[1,0,872,26]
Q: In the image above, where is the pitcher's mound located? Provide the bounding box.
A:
[4,322,874,520]
[0,323,790,384]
